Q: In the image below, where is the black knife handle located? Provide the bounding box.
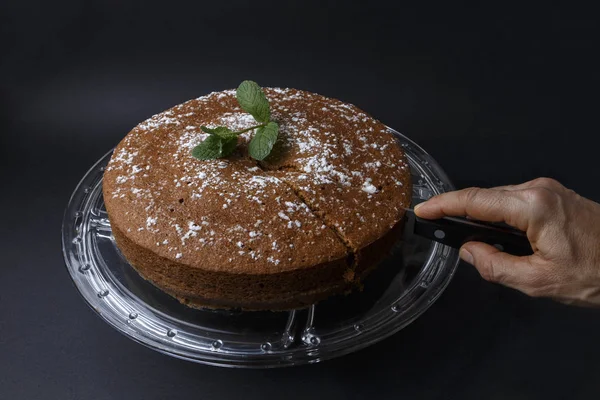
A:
[412,213,534,256]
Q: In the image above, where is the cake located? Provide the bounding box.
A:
[102,87,412,310]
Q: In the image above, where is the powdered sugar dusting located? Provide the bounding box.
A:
[361,179,378,194]
[105,87,410,269]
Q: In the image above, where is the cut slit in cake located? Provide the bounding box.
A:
[102,87,412,310]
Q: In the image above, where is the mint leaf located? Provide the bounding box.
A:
[248,122,279,160]
[220,136,238,157]
[236,80,270,123]
[191,135,223,160]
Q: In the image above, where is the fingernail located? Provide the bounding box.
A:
[414,203,424,211]
[460,248,474,265]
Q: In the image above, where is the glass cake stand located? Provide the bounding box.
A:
[62,128,459,368]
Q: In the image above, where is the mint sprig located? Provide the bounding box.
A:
[191,80,279,161]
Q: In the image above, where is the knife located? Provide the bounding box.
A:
[404,208,534,256]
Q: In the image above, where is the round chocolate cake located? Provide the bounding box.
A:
[103,88,412,310]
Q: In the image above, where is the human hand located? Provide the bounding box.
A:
[414,178,600,307]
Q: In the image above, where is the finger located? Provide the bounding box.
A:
[460,241,540,294]
[489,185,520,192]
[491,177,564,192]
[414,187,530,231]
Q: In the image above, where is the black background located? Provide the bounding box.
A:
[1,1,600,399]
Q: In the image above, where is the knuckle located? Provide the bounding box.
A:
[524,187,559,208]
[568,190,577,198]
[478,267,496,283]
[531,177,563,190]
[463,187,482,204]
[463,187,502,213]
[476,258,504,283]
[521,275,557,298]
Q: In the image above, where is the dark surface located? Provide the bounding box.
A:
[1,1,599,399]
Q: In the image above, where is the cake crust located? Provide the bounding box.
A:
[103,88,412,310]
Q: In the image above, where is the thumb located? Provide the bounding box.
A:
[460,241,534,291]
